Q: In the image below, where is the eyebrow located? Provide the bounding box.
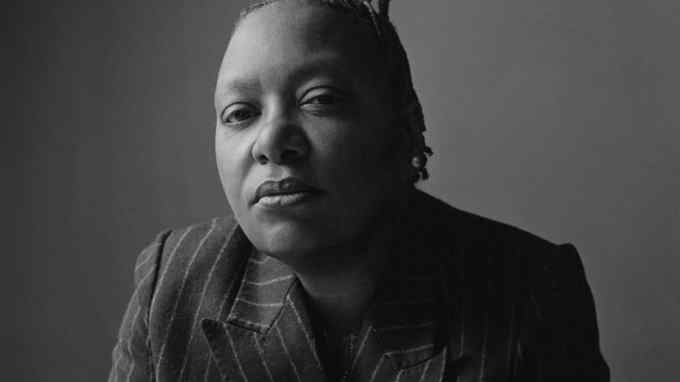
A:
[215,53,355,101]
[283,55,354,86]
[215,78,261,99]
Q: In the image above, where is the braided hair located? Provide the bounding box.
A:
[237,0,433,182]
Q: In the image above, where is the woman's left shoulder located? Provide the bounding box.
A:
[410,189,590,285]
[414,190,570,252]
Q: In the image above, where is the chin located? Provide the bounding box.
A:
[247,219,335,263]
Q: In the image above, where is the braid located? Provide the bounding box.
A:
[238,0,433,182]
[378,13,433,181]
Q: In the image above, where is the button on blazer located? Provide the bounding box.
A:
[109,190,609,381]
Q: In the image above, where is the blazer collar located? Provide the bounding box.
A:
[202,218,454,381]
[226,251,300,332]
[202,251,327,381]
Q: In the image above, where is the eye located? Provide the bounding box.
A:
[305,93,340,105]
[221,103,259,125]
[300,87,346,111]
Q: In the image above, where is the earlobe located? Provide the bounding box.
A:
[391,120,419,184]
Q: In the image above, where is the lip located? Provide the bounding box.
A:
[253,177,322,207]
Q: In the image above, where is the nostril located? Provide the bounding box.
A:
[256,154,269,165]
[280,148,303,163]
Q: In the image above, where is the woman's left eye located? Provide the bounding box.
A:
[300,87,345,110]
[305,94,339,105]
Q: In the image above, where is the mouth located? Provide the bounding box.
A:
[253,177,322,208]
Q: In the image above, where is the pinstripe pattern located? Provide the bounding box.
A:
[156,219,218,374]
[286,294,323,369]
[176,224,233,380]
[109,229,170,382]
[109,190,609,381]
[274,323,303,381]
[418,359,432,382]
[368,355,385,382]
[349,324,373,375]
[253,331,275,382]
[227,328,248,382]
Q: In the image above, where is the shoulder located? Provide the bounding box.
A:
[161,215,240,256]
[127,214,244,314]
[121,215,241,323]
[140,215,252,334]
[411,190,586,291]
[147,214,244,292]
[120,214,254,369]
[413,189,557,254]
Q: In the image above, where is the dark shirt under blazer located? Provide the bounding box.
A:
[109,191,609,381]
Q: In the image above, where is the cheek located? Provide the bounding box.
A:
[313,123,400,189]
[215,128,250,207]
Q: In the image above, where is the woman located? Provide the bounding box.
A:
[109,0,609,380]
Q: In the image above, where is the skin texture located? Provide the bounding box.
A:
[214,0,410,267]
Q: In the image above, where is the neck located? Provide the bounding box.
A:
[288,189,413,334]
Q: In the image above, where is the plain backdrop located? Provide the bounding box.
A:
[7,0,679,380]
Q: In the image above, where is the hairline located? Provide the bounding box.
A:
[227,0,392,96]
[232,0,381,42]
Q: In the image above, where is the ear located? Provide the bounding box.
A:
[389,116,419,184]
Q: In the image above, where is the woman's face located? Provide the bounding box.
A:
[215,1,409,261]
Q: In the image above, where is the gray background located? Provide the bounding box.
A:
[8,0,679,380]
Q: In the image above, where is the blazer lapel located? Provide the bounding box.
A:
[202,251,327,382]
[201,190,472,382]
[200,243,454,382]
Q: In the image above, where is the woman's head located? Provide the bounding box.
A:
[214,0,431,261]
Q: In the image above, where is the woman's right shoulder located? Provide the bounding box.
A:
[132,214,249,295]
[156,215,239,260]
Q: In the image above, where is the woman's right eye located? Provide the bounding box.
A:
[221,104,259,125]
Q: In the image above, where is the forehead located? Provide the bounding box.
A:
[239,1,370,46]
[217,1,383,91]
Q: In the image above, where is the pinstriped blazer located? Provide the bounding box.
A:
[109,190,609,381]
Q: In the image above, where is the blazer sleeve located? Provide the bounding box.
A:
[515,243,610,381]
[108,230,170,382]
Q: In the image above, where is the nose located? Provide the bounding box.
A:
[251,116,310,165]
